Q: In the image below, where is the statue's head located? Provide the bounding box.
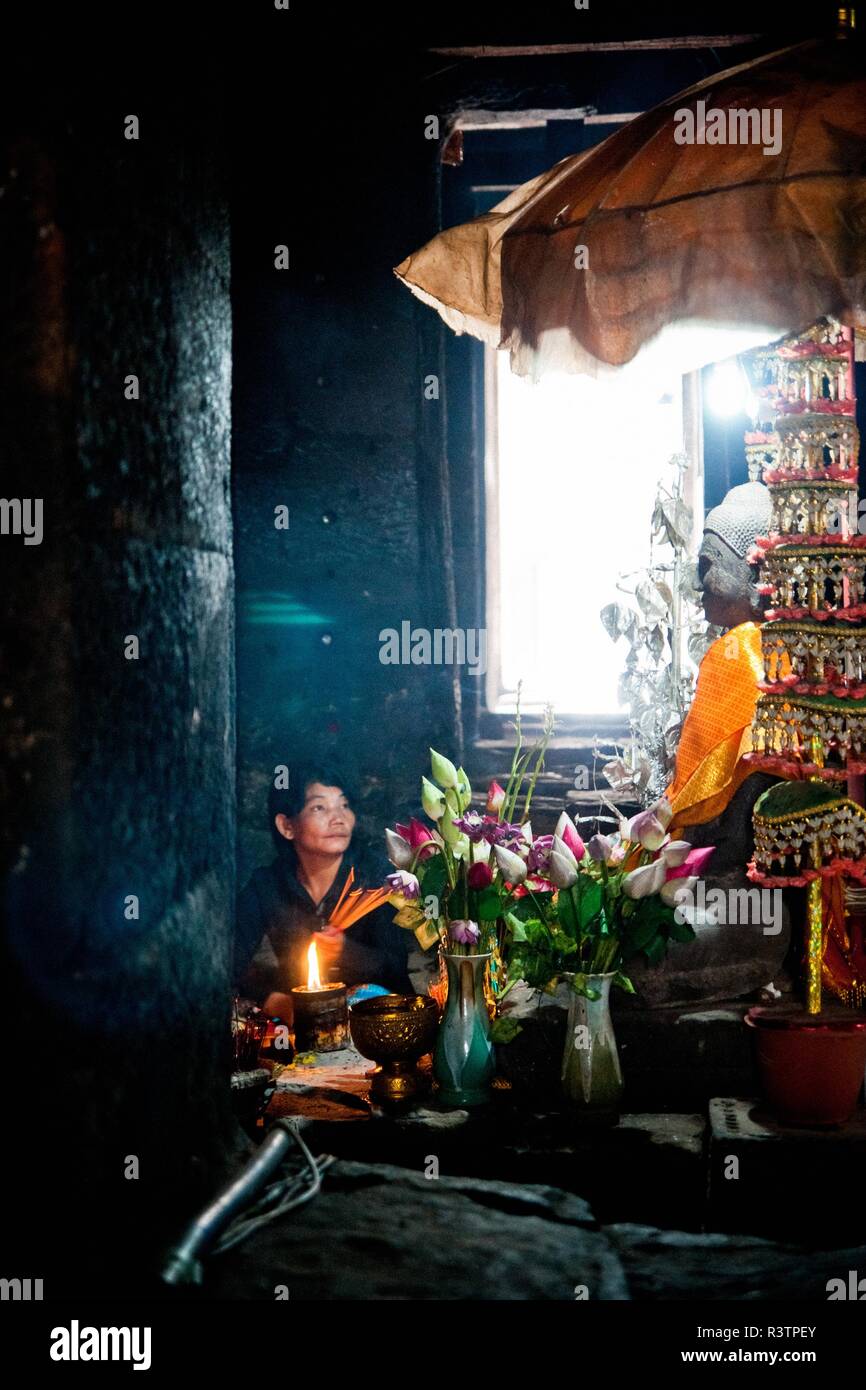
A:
[699,480,771,630]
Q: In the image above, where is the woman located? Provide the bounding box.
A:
[234,763,413,1019]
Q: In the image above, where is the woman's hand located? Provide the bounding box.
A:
[262,991,295,1022]
[318,924,344,941]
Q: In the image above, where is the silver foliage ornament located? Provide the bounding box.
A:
[599,452,707,804]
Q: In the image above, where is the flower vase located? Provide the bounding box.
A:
[433,951,496,1107]
[561,972,623,1124]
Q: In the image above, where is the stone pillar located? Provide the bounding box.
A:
[0,101,235,1291]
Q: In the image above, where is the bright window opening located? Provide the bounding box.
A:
[486,349,690,717]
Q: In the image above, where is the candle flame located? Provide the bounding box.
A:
[307,939,322,990]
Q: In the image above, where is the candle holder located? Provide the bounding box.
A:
[349,994,438,1104]
[291,981,349,1053]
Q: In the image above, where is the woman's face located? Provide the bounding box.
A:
[277,782,356,856]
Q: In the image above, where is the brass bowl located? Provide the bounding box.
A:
[349,994,438,1104]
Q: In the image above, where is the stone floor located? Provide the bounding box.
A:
[206,1032,866,1300]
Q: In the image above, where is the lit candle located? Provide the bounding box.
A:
[290,941,349,1053]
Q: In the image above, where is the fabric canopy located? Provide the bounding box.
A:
[395,37,866,380]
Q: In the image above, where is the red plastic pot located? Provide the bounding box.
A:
[746,1006,866,1127]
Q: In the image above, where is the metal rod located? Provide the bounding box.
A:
[161,1119,302,1286]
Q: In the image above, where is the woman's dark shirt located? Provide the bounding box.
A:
[234,843,412,1000]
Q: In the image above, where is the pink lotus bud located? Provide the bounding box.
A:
[626,809,668,852]
[555,811,586,861]
[486,780,506,815]
[587,834,613,862]
[622,858,667,900]
[661,875,697,908]
[661,840,693,868]
[548,849,578,889]
[493,844,528,885]
[385,827,414,869]
[551,834,578,869]
[650,796,673,829]
[665,845,716,881]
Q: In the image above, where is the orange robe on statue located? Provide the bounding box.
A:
[666,621,866,1005]
[666,622,764,835]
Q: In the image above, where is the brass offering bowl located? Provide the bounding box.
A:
[349,994,438,1104]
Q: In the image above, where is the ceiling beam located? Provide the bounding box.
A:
[429,36,765,57]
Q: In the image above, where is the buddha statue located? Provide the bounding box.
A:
[625,477,793,1006]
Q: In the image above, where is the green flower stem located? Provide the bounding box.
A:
[521,704,554,823]
[517,885,539,917]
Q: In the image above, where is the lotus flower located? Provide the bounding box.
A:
[622,858,667,900]
[480,816,525,849]
[421,776,446,820]
[527,834,554,874]
[430,748,459,789]
[660,840,693,868]
[385,827,415,869]
[453,811,486,842]
[548,848,579,889]
[493,844,528,885]
[650,796,673,829]
[664,845,716,881]
[486,780,506,815]
[449,919,480,946]
[551,834,580,869]
[587,833,613,862]
[396,817,440,861]
[555,811,586,861]
[385,870,421,900]
[660,875,697,909]
[456,766,472,811]
[467,860,493,890]
[626,808,669,852]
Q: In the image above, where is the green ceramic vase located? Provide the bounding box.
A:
[433,951,496,1107]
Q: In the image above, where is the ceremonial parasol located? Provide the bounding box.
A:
[395,32,866,380]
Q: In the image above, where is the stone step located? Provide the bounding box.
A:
[707,1097,866,1247]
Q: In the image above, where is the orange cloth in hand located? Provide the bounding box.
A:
[666,622,764,833]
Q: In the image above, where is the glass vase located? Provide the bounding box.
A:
[433,952,496,1107]
[561,972,623,1123]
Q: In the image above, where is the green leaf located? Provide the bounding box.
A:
[624,914,659,951]
[577,879,603,930]
[421,855,447,902]
[523,918,549,946]
[476,887,503,921]
[557,889,578,935]
[505,912,527,943]
[569,972,601,1000]
[642,933,667,965]
[668,914,696,943]
[506,895,541,922]
[613,971,635,994]
[490,1016,523,1044]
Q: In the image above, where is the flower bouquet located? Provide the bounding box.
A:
[502,796,715,1006]
[498,795,714,1119]
[382,704,555,968]
[381,707,555,1105]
